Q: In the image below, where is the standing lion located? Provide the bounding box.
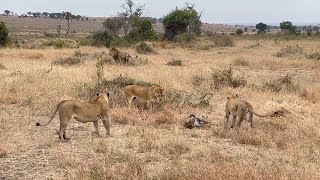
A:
[109,48,131,63]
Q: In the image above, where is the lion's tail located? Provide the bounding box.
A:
[36,101,65,127]
[247,108,278,117]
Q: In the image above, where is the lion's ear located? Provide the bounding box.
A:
[227,97,230,99]
[96,93,100,97]
[107,92,110,98]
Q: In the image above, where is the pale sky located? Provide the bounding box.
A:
[1,0,320,25]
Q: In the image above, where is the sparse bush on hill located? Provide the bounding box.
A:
[274,45,304,58]
[261,74,300,93]
[44,39,79,48]
[236,29,244,35]
[256,22,267,34]
[167,59,182,66]
[0,21,9,47]
[135,42,156,54]
[280,21,296,34]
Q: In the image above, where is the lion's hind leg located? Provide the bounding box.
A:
[93,121,100,137]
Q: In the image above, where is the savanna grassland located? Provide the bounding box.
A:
[1,18,320,179]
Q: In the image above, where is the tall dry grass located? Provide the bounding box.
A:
[1,38,320,179]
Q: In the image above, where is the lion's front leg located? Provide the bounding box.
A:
[101,114,110,137]
[93,121,100,137]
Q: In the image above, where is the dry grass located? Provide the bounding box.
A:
[1,37,320,179]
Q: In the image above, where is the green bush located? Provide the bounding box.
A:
[110,37,131,47]
[91,30,113,47]
[126,19,158,43]
[173,33,196,43]
[0,21,9,47]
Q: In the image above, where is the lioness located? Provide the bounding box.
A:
[124,85,164,109]
[109,48,131,63]
[224,95,282,130]
[36,93,110,141]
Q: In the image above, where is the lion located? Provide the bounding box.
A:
[124,85,164,109]
[109,48,131,63]
[36,93,111,141]
[224,95,283,130]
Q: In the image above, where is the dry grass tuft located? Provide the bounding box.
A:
[0,147,7,158]
[167,59,183,66]
[211,68,247,89]
[232,57,250,67]
[0,63,5,70]
[261,74,300,93]
[274,45,304,58]
[52,51,85,66]
[307,51,320,60]
[135,42,157,54]
[301,84,320,103]
[210,34,235,47]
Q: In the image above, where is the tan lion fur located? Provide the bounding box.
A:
[124,85,164,109]
[224,95,281,129]
[36,93,111,141]
[109,48,131,63]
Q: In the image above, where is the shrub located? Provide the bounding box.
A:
[126,19,158,43]
[110,37,131,47]
[274,45,304,58]
[307,51,320,60]
[210,34,235,47]
[211,68,247,89]
[236,29,244,35]
[173,33,196,43]
[256,22,267,34]
[45,39,65,48]
[167,59,182,66]
[52,51,85,66]
[232,58,250,67]
[261,74,300,93]
[163,4,201,40]
[0,21,9,47]
[191,75,206,87]
[91,30,113,47]
[135,42,156,54]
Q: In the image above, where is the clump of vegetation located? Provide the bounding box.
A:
[0,21,9,47]
[173,33,196,43]
[0,147,7,158]
[232,57,250,67]
[0,63,6,70]
[211,68,247,89]
[210,34,235,47]
[163,3,202,40]
[167,59,182,66]
[52,50,85,66]
[236,29,244,35]
[135,42,156,54]
[91,30,113,47]
[256,22,267,34]
[191,75,206,87]
[261,74,300,93]
[245,42,261,49]
[306,51,320,60]
[274,45,304,58]
[44,39,79,49]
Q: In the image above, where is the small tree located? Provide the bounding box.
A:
[306,26,312,36]
[162,3,202,40]
[236,29,244,35]
[126,19,158,43]
[280,21,296,34]
[312,26,319,34]
[102,18,124,37]
[0,22,9,47]
[63,11,73,38]
[256,22,267,34]
[118,0,145,36]
[244,27,248,32]
[4,10,10,16]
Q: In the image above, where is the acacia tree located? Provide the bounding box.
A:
[102,18,124,37]
[118,0,145,36]
[0,21,9,47]
[280,21,296,34]
[4,10,10,16]
[63,12,73,38]
[255,22,267,34]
